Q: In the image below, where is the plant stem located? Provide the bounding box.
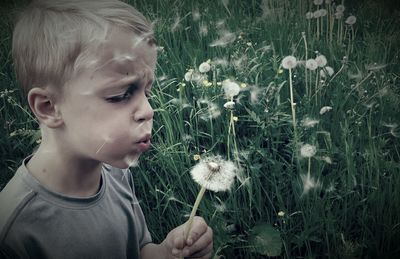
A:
[184,186,207,241]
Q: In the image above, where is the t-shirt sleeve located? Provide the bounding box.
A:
[126,169,152,248]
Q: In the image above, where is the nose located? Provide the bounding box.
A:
[133,96,154,122]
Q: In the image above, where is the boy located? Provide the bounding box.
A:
[0,0,213,258]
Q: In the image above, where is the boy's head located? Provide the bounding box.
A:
[12,0,155,97]
[13,0,158,169]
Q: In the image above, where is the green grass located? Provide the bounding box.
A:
[1,0,400,258]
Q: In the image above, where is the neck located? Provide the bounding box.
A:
[26,143,103,197]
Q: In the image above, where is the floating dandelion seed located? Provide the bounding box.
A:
[315,55,327,67]
[320,66,334,77]
[306,59,318,71]
[301,117,319,128]
[223,101,235,109]
[222,80,240,99]
[281,55,297,69]
[300,144,317,158]
[319,106,333,114]
[345,15,357,25]
[199,62,211,73]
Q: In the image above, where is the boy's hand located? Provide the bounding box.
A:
[161,216,213,258]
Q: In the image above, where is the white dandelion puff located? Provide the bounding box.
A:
[325,0,332,4]
[320,66,334,77]
[306,59,318,71]
[335,11,344,19]
[300,144,317,158]
[319,106,333,114]
[306,11,314,19]
[319,9,327,17]
[301,117,320,128]
[315,55,327,67]
[190,155,237,192]
[313,0,323,5]
[281,55,297,69]
[345,15,357,25]
[199,62,211,73]
[313,10,322,18]
[222,80,241,99]
[184,69,194,82]
[336,4,345,13]
[223,101,235,109]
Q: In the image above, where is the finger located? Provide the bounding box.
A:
[186,216,208,245]
[182,226,213,257]
[186,239,213,258]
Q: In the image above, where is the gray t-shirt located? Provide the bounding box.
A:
[0,157,152,259]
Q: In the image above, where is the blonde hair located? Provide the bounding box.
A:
[12,0,154,96]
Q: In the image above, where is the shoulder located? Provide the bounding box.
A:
[0,164,36,242]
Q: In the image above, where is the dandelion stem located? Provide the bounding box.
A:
[184,186,207,241]
[288,68,298,152]
[302,32,308,98]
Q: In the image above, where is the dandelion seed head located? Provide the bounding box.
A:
[325,0,332,4]
[282,55,297,69]
[345,15,357,25]
[336,5,345,13]
[313,0,323,5]
[313,10,322,18]
[199,62,211,73]
[300,144,317,158]
[301,117,320,128]
[335,11,344,19]
[278,211,285,217]
[320,66,334,77]
[306,59,318,71]
[223,101,235,109]
[315,55,327,67]
[190,155,237,192]
[306,11,314,19]
[319,9,327,17]
[222,80,240,99]
[320,106,333,115]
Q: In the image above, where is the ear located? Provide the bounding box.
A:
[27,87,64,128]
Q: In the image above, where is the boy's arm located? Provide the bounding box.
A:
[140,216,213,259]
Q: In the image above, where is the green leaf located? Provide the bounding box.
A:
[248,223,282,257]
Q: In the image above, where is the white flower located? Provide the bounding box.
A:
[306,11,314,19]
[301,117,319,128]
[319,106,333,114]
[315,55,327,67]
[313,0,323,5]
[320,66,334,77]
[190,155,237,192]
[222,80,240,99]
[300,144,317,158]
[281,55,297,69]
[336,4,345,13]
[306,59,318,71]
[345,15,357,25]
[223,101,235,109]
[199,62,211,73]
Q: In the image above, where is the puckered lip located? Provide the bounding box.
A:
[136,133,152,143]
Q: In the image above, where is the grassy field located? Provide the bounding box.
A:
[1,0,400,258]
